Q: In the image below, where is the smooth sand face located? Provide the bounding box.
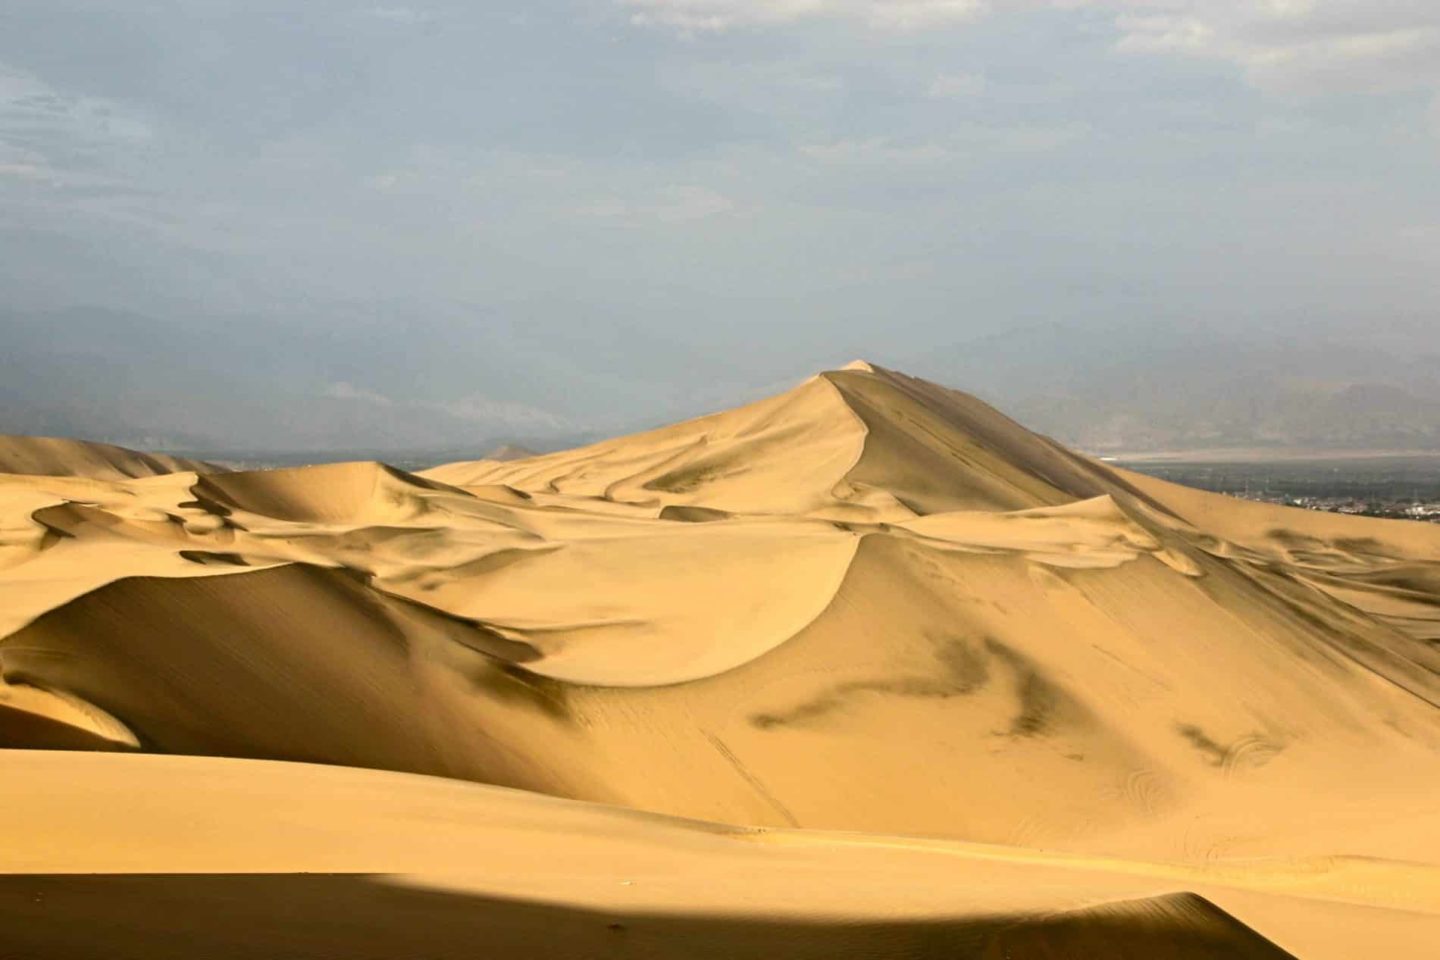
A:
[1,364,1438,958]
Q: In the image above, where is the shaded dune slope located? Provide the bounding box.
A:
[0,879,1295,960]
[0,433,222,480]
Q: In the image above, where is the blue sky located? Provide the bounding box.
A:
[2,1,1438,439]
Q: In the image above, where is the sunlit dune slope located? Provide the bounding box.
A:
[1,363,1439,958]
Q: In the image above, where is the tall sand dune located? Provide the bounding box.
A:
[1,363,1437,957]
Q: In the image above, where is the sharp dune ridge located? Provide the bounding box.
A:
[1,362,1438,958]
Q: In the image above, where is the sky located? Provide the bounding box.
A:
[2,1,1439,448]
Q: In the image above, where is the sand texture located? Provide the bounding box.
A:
[1,363,1437,958]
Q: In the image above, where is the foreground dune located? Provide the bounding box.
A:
[10,749,1438,960]
[1,362,1438,957]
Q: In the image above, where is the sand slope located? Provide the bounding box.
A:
[14,749,1429,960]
[1,363,1438,957]
[0,433,222,480]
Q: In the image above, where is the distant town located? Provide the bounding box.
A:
[1231,495,1440,523]
[1118,456,1440,524]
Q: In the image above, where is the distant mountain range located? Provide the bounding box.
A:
[903,322,1440,455]
[0,305,609,455]
[4,307,1438,456]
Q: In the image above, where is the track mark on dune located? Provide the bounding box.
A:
[1175,723,1284,774]
[1121,768,1168,817]
[1011,672,1059,736]
[749,635,993,730]
[983,639,1062,738]
[748,635,1078,740]
[704,733,799,827]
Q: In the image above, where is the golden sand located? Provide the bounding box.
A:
[2,364,1437,958]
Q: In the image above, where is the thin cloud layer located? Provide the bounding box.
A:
[0,62,151,183]
[623,0,988,33]
[1106,0,1440,95]
[626,0,1440,98]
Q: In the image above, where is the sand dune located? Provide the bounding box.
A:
[8,749,1424,960]
[1,363,1437,957]
[483,442,540,461]
[0,433,221,480]
[425,365,1126,517]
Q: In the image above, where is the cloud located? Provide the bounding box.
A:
[0,160,50,181]
[652,184,737,222]
[800,138,954,165]
[364,172,402,191]
[366,7,434,25]
[928,71,987,99]
[1100,1,1440,96]
[435,396,574,431]
[321,381,395,406]
[622,0,988,34]
[798,122,1084,166]
[0,64,152,156]
[0,62,153,197]
[577,184,739,224]
[624,1,1440,99]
